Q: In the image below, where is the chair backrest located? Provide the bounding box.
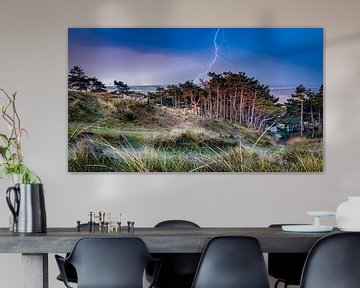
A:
[155,220,200,228]
[300,232,360,288]
[191,236,269,288]
[67,237,153,288]
[151,220,201,285]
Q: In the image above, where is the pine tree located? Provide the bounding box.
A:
[314,85,323,134]
[68,66,89,91]
[89,77,107,93]
[285,85,307,136]
[114,80,130,96]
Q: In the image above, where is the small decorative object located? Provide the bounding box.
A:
[336,197,360,231]
[127,221,135,233]
[0,89,46,233]
[77,221,81,232]
[85,211,121,232]
[282,211,335,232]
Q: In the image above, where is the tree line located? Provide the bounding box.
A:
[148,73,323,136]
[148,72,283,132]
[68,66,107,92]
[283,84,323,137]
[68,66,130,95]
[68,65,323,136]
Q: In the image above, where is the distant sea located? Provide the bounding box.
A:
[106,85,319,104]
[270,87,319,103]
[107,85,163,94]
[270,87,296,103]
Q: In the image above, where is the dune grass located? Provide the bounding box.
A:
[68,135,323,172]
[68,92,323,173]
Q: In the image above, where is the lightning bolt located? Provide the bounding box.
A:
[195,28,233,83]
[195,28,221,83]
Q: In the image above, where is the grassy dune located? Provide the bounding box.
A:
[68,91,323,172]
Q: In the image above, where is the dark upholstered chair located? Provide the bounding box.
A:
[56,237,160,288]
[300,232,360,288]
[268,224,308,288]
[56,223,99,284]
[56,262,77,284]
[147,220,201,288]
[191,236,270,288]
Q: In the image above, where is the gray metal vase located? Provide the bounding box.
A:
[6,183,47,233]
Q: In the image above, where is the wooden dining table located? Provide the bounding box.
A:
[0,226,339,288]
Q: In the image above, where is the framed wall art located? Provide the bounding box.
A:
[68,28,323,172]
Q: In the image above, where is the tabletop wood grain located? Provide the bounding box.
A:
[0,227,339,253]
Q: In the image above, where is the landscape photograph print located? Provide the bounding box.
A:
[68,28,323,172]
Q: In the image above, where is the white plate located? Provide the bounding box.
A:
[307,211,336,217]
[282,225,333,232]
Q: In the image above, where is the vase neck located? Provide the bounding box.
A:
[9,174,22,185]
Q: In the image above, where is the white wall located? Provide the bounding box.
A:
[1,0,360,287]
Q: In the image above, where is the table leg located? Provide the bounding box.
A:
[22,253,48,288]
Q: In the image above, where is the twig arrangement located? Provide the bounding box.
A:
[0,89,40,183]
